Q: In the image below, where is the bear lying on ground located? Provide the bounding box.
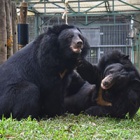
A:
[0,24,90,120]
[64,71,97,114]
[65,50,140,118]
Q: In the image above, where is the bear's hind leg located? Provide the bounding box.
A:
[11,81,41,120]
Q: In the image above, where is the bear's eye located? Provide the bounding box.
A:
[68,35,73,39]
[106,70,114,75]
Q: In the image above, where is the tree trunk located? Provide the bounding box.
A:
[0,0,7,64]
[12,2,18,54]
[19,2,28,24]
[6,0,13,58]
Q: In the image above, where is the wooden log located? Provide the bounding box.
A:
[0,0,7,64]
[12,2,18,54]
[19,2,28,24]
[6,0,13,58]
[19,2,28,48]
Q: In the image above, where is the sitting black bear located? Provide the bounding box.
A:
[0,24,90,120]
[65,50,140,118]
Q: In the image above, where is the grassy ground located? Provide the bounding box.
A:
[0,110,140,140]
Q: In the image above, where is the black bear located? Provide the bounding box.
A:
[0,24,90,120]
[64,71,97,114]
[65,50,140,118]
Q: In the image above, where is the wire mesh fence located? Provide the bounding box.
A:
[27,15,132,65]
[81,23,132,64]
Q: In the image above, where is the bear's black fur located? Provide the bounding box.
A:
[66,50,140,118]
[0,24,89,120]
[64,71,97,114]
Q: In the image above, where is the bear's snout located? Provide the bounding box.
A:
[71,38,83,53]
[103,81,110,87]
[76,40,83,46]
[101,75,114,90]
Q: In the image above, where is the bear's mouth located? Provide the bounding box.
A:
[69,34,84,53]
[73,46,82,53]
[101,75,114,90]
[71,44,83,53]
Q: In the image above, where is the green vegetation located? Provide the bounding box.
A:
[0,110,140,140]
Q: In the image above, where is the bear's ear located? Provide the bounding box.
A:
[76,27,82,33]
[123,54,129,59]
[47,24,75,36]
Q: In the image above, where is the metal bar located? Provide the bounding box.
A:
[112,0,116,24]
[61,0,77,13]
[25,0,114,3]
[28,6,40,14]
[35,13,39,37]
[44,0,46,14]
[78,0,80,13]
[80,15,107,26]
[38,11,140,17]
[67,4,76,13]
[83,1,105,13]
[49,2,65,10]
[85,14,88,25]
[90,45,132,47]
[118,0,140,10]
[40,14,60,26]
[105,1,111,12]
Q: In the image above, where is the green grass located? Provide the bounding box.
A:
[0,110,140,140]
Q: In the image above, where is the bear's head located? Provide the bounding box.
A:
[57,25,89,60]
[101,63,129,90]
[36,24,90,73]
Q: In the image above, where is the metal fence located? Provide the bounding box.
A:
[27,16,140,70]
[86,46,132,65]
[31,18,132,65]
[80,23,132,64]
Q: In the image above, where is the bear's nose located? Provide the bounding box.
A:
[103,81,109,87]
[77,41,83,46]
